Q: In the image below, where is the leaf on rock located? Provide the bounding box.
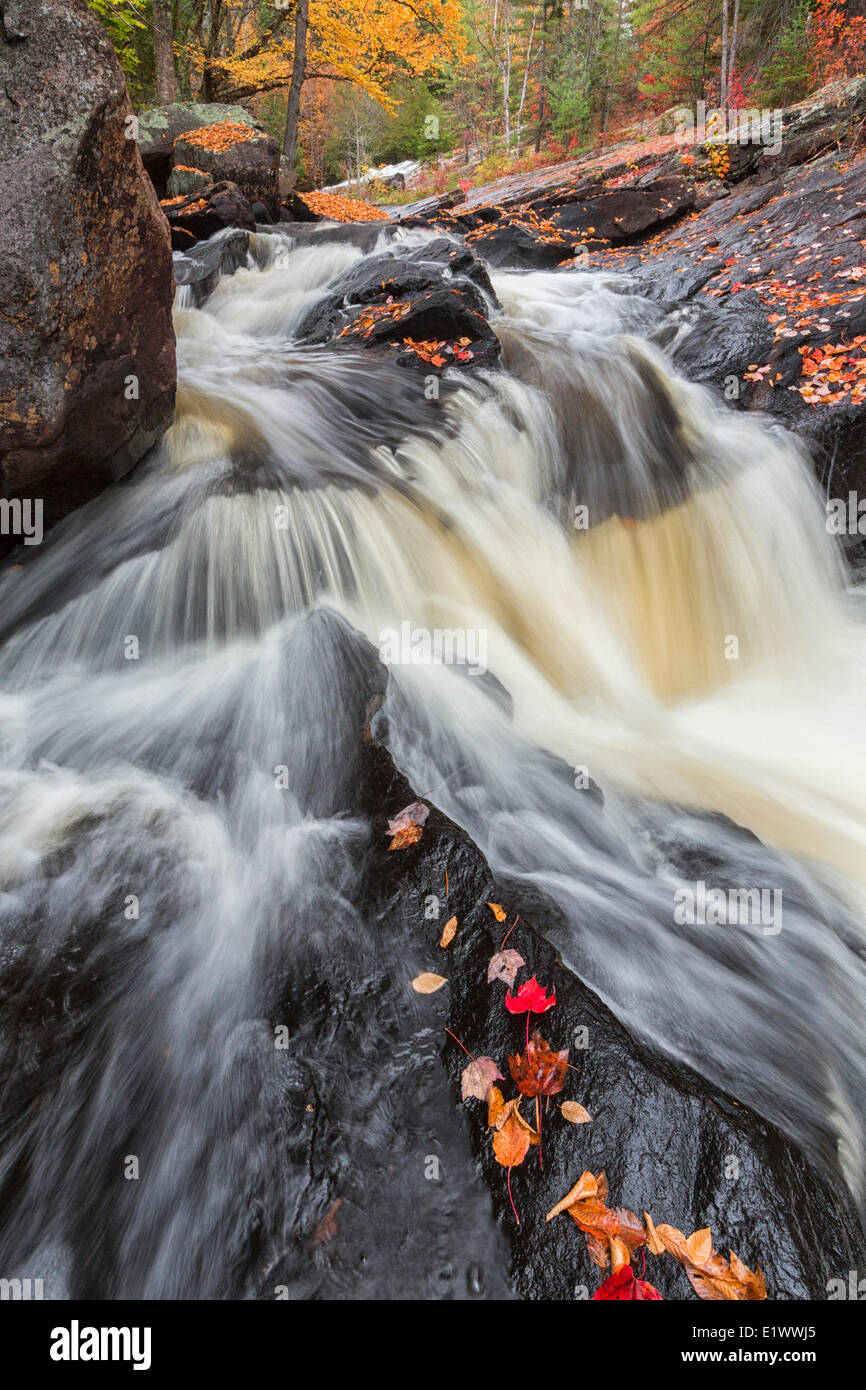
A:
[504,975,556,1015]
[586,1233,609,1269]
[490,1096,539,1168]
[492,1114,531,1168]
[460,1056,503,1102]
[509,1033,568,1097]
[592,1266,662,1301]
[685,1227,713,1267]
[654,1222,767,1301]
[561,1101,591,1124]
[487,901,507,922]
[387,800,429,850]
[439,915,458,948]
[411,972,447,994]
[546,1170,603,1221]
[487,949,525,987]
[609,1235,631,1273]
[644,1210,666,1256]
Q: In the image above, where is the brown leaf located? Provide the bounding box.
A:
[609,1235,631,1273]
[487,901,507,922]
[309,1197,343,1248]
[561,1101,592,1124]
[644,1210,666,1256]
[387,800,429,850]
[685,1227,713,1267]
[490,1099,538,1168]
[586,1233,609,1269]
[653,1222,691,1262]
[411,972,447,994]
[487,949,525,987]
[509,1033,568,1097]
[460,1056,503,1102]
[439,915,458,948]
[487,1086,508,1130]
[388,822,423,851]
[492,1115,531,1168]
[546,1170,600,1221]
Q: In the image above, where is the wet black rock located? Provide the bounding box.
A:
[363,745,866,1300]
[295,236,501,373]
[173,230,251,307]
[164,180,256,247]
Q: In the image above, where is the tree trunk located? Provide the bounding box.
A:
[153,0,177,105]
[721,0,729,109]
[602,0,625,135]
[283,0,309,181]
[534,1,548,153]
[728,0,740,99]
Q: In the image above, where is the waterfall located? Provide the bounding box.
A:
[1,222,864,1297]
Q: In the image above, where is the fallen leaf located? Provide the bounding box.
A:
[546,1170,601,1221]
[439,915,458,948]
[609,1234,631,1273]
[685,1227,713,1267]
[411,972,447,994]
[561,1101,592,1124]
[644,1210,665,1256]
[509,1033,568,1096]
[388,822,424,850]
[592,1265,662,1300]
[492,1114,531,1167]
[487,949,525,986]
[505,975,556,1015]
[487,901,507,922]
[461,1056,503,1101]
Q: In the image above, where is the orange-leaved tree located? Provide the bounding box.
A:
[184,0,468,176]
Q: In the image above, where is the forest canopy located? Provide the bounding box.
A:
[91,1,866,187]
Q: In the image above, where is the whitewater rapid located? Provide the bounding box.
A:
[1,221,864,1295]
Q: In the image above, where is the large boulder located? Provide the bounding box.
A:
[137,101,263,197]
[295,234,501,373]
[172,123,280,214]
[0,0,176,543]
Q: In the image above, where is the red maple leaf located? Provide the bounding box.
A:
[592,1266,662,1300]
[504,974,556,1014]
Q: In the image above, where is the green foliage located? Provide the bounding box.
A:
[88,0,145,74]
[758,1,815,107]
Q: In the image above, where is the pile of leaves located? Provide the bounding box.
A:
[793,337,866,406]
[546,1170,766,1301]
[174,120,268,154]
[337,299,412,340]
[400,336,474,367]
[300,190,388,223]
[404,875,769,1303]
[160,196,208,214]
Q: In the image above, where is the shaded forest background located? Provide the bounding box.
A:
[90,1,866,191]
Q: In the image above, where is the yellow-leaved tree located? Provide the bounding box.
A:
[184,0,468,179]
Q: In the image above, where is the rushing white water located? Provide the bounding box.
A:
[1,222,865,1296]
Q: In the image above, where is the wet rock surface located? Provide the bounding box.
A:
[294,233,501,373]
[164,180,257,249]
